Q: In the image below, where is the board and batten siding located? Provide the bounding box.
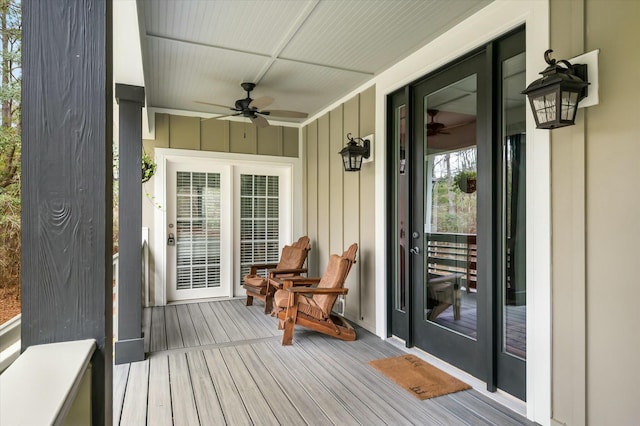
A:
[144,113,299,157]
[304,85,376,332]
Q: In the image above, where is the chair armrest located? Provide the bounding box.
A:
[282,277,321,285]
[248,263,279,274]
[269,268,308,277]
[285,287,349,295]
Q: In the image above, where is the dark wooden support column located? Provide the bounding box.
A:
[114,84,145,364]
[21,1,113,425]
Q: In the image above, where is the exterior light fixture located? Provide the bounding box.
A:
[522,49,589,129]
[339,133,371,172]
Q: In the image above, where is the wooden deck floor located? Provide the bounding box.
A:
[113,299,536,425]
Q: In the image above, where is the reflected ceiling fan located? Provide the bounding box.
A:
[195,82,308,128]
[426,109,450,136]
[426,109,475,136]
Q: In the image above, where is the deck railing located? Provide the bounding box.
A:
[426,232,477,292]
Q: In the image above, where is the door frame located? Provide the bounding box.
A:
[152,147,303,306]
[372,1,550,422]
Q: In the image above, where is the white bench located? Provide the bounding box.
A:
[0,339,96,425]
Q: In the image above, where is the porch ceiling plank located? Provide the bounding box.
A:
[234,344,306,425]
[202,348,252,424]
[247,342,333,425]
[165,305,185,350]
[175,304,201,348]
[219,346,280,425]
[142,307,152,354]
[199,302,232,344]
[185,351,226,422]
[150,306,168,352]
[215,301,259,341]
[187,303,217,346]
[261,339,359,424]
[119,359,150,425]
[307,335,450,426]
[147,356,173,426]
[112,363,130,425]
[168,353,200,426]
[297,337,415,425]
[235,299,280,337]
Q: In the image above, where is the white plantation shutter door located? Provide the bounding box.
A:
[239,174,280,283]
[176,171,221,290]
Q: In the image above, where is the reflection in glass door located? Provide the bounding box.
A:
[424,75,478,339]
[411,51,488,380]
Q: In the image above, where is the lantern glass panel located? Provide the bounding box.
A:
[532,91,556,125]
[560,91,578,120]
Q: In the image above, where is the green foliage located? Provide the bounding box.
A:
[141,149,156,183]
[0,0,22,294]
[453,169,477,193]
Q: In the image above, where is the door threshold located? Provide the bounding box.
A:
[166,296,244,306]
[386,336,526,417]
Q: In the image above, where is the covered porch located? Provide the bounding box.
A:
[114,298,534,425]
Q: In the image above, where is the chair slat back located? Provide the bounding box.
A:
[313,243,358,315]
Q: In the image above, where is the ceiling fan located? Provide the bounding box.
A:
[426,109,450,136]
[426,109,476,137]
[195,82,308,128]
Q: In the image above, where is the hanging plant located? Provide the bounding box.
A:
[141,150,157,183]
[454,170,477,194]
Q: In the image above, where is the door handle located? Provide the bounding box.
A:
[409,246,421,255]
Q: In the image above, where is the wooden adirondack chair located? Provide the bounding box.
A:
[273,243,358,345]
[243,236,311,313]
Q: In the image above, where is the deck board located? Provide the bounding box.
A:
[186,351,226,423]
[220,346,280,425]
[165,305,184,349]
[187,303,216,346]
[198,302,231,343]
[150,306,167,352]
[119,359,149,425]
[175,304,200,348]
[112,363,129,425]
[234,344,307,425]
[202,348,252,424]
[249,341,334,425]
[168,353,200,426]
[117,299,535,425]
[147,355,172,426]
[206,301,244,342]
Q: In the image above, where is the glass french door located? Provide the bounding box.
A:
[389,29,526,399]
[411,51,488,379]
[166,162,232,301]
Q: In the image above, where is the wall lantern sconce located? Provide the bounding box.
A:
[522,49,590,129]
[339,133,371,172]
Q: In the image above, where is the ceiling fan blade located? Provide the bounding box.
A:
[250,114,270,128]
[444,120,476,130]
[249,96,274,110]
[201,113,240,122]
[194,100,234,109]
[261,109,308,118]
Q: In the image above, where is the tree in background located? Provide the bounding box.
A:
[0,0,21,321]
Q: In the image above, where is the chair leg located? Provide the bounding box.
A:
[282,319,295,345]
[264,295,273,314]
[281,297,298,345]
[246,295,254,306]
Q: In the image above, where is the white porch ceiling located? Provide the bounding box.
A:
[136,0,493,124]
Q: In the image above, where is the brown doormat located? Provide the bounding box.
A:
[369,354,471,400]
